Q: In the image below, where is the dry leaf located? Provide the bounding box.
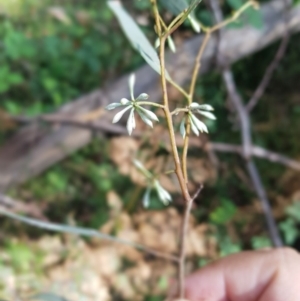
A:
[109,137,139,175]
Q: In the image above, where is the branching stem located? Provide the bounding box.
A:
[137,101,165,109]
[178,185,203,298]
[152,1,192,205]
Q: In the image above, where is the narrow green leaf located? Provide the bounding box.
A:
[159,0,189,15]
[107,1,168,77]
[159,0,202,16]
[159,0,202,31]
[226,0,243,10]
[188,0,203,14]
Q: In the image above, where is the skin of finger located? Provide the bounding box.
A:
[257,248,300,301]
[185,248,300,301]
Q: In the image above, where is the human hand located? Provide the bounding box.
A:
[184,248,300,301]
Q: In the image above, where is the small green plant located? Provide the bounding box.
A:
[280,201,300,245]
[105,0,257,298]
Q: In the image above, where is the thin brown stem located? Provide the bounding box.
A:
[137,101,165,108]
[170,108,189,116]
[189,32,212,99]
[182,32,212,184]
[153,1,191,204]
[168,11,186,32]
[178,185,203,298]
[159,15,168,31]
[168,77,190,99]
[152,3,193,298]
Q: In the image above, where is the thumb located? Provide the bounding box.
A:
[185,248,300,301]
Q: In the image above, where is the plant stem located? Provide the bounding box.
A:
[181,32,212,184]
[178,185,203,298]
[168,77,190,99]
[168,11,186,32]
[152,2,191,204]
[170,108,189,115]
[137,101,165,108]
[189,32,211,99]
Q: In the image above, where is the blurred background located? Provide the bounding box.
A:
[0,0,300,300]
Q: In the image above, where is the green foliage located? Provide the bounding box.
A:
[209,198,237,225]
[279,201,300,245]
[0,66,24,94]
[280,218,298,245]
[286,201,300,222]
[0,0,134,115]
[251,236,272,249]
[6,241,35,272]
[159,0,201,17]
[226,0,263,28]
[219,236,242,256]
[157,276,168,290]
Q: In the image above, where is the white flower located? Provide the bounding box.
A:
[155,36,176,53]
[188,15,201,33]
[167,36,176,53]
[134,160,172,208]
[154,180,172,205]
[180,102,216,138]
[133,159,152,179]
[106,74,159,135]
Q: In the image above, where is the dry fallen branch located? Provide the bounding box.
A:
[0,0,299,191]
[0,193,48,220]
[207,143,300,171]
[10,113,129,135]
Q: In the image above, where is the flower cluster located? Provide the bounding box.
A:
[180,102,216,138]
[133,160,172,208]
[106,74,159,135]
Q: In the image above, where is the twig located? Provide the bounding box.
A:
[0,193,48,220]
[207,142,300,171]
[182,32,212,183]
[209,0,283,247]
[246,0,291,112]
[0,207,179,262]
[246,161,283,247]
[182,1,256,183]
[10,114,130,136]
[11,112,300,172]
[152,0,191,204]
[177,184,203,298]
